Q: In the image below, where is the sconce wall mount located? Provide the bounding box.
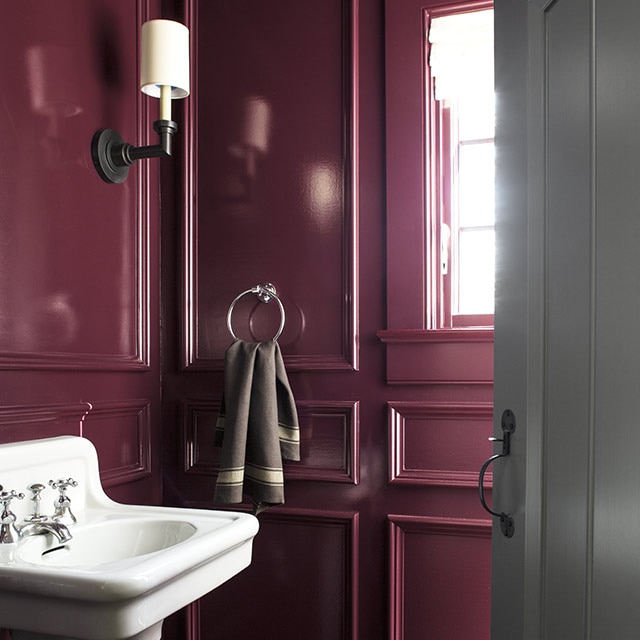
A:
[91,19,189,184]
[92,119,177,184]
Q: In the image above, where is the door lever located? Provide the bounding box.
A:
[478,409,516,538]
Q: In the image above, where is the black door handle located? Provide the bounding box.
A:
[478,409,516,538]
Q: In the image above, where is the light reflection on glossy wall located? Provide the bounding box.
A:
[0,0,139,358]
[0,0,162,518]
[194,0,347,364]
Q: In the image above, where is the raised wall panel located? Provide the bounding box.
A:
[181,400,220,475]
[82,400,151,487]
[182,0,359,372]
[288,401,359,484]
[389,402,493,487]
[388,515,491,640]
[0,0,151,371]
[378,330,493,384]
[0,403,90,442]
[183,399,359,483]
[195,508,358,640]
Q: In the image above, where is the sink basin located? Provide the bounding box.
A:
[15,517,197,568]
[0,436,259,640]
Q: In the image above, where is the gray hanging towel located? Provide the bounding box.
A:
[214,340,300,514]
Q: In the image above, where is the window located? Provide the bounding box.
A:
[428,6,494,328]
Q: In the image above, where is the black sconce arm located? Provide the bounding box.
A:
[91,119,178,184]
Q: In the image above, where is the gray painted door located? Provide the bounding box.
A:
[492,0,535,636]
[494,0,640,638]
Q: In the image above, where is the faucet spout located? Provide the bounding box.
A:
[18,521,73,544]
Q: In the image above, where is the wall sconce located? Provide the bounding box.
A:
[91,19,190,184]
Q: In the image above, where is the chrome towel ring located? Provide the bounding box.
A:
[226,283,286,341]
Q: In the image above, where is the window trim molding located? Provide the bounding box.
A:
[429,1,495,330]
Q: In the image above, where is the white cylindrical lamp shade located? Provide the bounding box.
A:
[140,19,190,120]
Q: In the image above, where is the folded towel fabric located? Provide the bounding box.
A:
[214,339,300,514]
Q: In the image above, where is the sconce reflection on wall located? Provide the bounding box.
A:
[225,97,271,201]
[228,97,271,177]
[27,45,82,129]
[91,19,190,184]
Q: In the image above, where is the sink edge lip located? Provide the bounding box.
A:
[0,508,259,601]
[0,534,256,602]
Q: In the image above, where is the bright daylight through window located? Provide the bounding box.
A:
[428,7,494,328]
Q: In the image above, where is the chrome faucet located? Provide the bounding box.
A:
[18,520,72,544]
[0,484,74,544]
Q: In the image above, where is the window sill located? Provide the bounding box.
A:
[377,328,494,384]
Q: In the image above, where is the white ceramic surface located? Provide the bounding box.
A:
[15,517,197,568]
[0,436,259,640]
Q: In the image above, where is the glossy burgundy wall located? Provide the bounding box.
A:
[161,0,493,638]
[186,0,355,369]
[0,0,493,638]
[0,0,163,507]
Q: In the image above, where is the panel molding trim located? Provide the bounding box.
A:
[0,402,91,441]
[182,506,360,640]
[377,329,493,384]
[83,400,152,487]
[182,398,359,484]
[288,400,360,484]
[181,399,220,475]
[180,0,360,373]
[0,0,152,372]
[388,515,491,640]
[262,506,360,640]
[0,400,151,486]
[389,401,493,487]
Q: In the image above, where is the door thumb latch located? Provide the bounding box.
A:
[478,409,516,538]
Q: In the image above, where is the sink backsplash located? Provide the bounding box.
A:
[0,437,105,523]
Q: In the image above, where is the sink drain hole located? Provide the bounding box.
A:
[42,545,69,556]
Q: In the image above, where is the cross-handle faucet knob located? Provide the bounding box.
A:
[49,477,78,525]
[0,489,25,513]
[24,483,48,522]
[49,478,78,493]
[0,489,25,544]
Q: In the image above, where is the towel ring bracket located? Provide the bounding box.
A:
[227,283,285,341]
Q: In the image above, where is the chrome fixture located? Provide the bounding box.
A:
[226,283,286,342]
[49,477,78,525]
[0,480,77,544]
[0,488,25,543]
[24,483,48,523]
[91,19,190,184]
[18,520,72,544]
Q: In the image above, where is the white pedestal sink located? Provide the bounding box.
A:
[0,436,259,640]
